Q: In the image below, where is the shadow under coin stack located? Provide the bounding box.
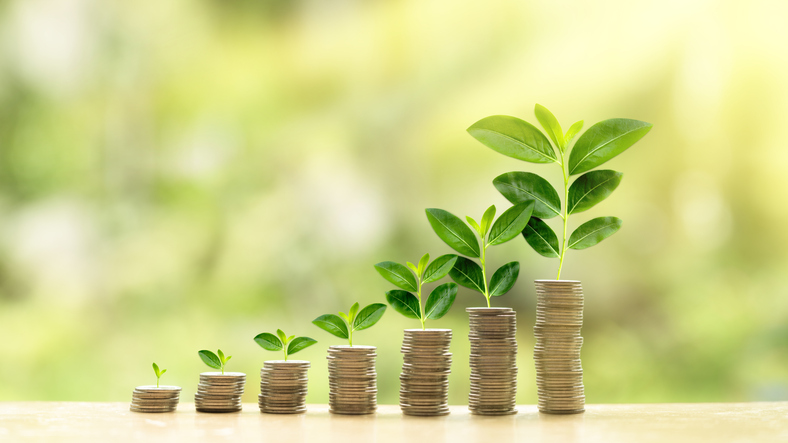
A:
[534,280,585,414]
[130,386,181,413]
[195,372,245,413]
[259,360,310,414]
[467,307,518,415]
[327,345,377,415]
[399,329,452,416]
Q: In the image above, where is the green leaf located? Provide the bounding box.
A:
[287,337,317,355]
[159,369,166,376]
[198,350,222,369]
[425,208,480,257]
[488,201,535,246]
[312,314,350,339]
[374,261,418,292]
[466,216,482,235]
[385,290,421,319]
[489,262,520,297]
[276,330,287,345]
[406,262,419,275]
[417,253,429,278]
[493,171,561,219]
[254,332,283,351]
[217,349,225,362]
[522,217,560,258]
[152,362,160,377]
[534,104,564,151]
[424,282,458,320]
[287,335,295,342]
[353,303,387,330]
[467,115,557,163]
[565,120,584,145]
[223,355,231,363]
[449,257,485,294]
[568,119,653,175]
[568,170,623,214]
[422,254,458,284]
[338,312,350,323]
[568,217,623,250]
[348,302,360,323]
[480,205,496,236]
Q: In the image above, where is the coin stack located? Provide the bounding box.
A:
[130,386,181,413]
[327,345,377,415]
[467,307,518,415]
[399,329,452,416]
[195,372,246,413]
[534,280,585,414]
[258,360,310,414]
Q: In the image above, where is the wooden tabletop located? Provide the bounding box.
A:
[1,402,786,442]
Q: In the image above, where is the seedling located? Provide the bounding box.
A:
[198,349,232,374]
[254,329,317,361]
[467,104,652,279]
[313,303,387,346]
[374,253,459,329]
[425,202,533,307]
[152,362,166,388]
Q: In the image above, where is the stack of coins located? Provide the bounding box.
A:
[399,329,452,416]
[130,386,181,413]
[258,360,310,414]
[467,307,518,415]
[195,372,246,413]
[534,280,585,414]
[327,345,377,415]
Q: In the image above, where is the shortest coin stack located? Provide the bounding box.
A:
[327,345,377,415]
[399,329,452,416]
[195,372,246,413]
[130,386,181,413]
[259,360,310,414]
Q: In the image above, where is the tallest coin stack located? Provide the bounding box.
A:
[533,280,585,414]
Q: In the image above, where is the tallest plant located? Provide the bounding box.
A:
[467,104,652,279]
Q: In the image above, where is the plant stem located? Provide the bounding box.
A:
[480,240,491,307]
[156,377,159,388]
[556,149,570,280]
[348,325,353,347]
[417,278,426,330]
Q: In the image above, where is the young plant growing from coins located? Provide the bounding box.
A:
[467,104,652,278]
[198,349,232,375]
[374,253,459,329]
[152,362,166,388]
[253,329,317,361]
[425,201,534,307]
[313,303,387,346]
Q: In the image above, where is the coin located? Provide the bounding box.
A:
[195,372,245,413]
[467,307,518,416]
[327,345,378,415]
[398,329,453,417]
[129,386,181,413]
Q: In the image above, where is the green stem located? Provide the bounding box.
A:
[348,325,353,347]
[417,278,426,330]
[480,240,491,307]
[556,149,570,280]
[156,377,160,388]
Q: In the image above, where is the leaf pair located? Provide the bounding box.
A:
[425,201,534,257]
[254,329,317,360]
[313,303,387,345]
[374,254,458,292]
[198,349,232,373]
[450,258,519,297]
[152,362,166,379]
[386,282,458,321]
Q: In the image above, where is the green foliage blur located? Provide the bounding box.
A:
[1,0,788,405]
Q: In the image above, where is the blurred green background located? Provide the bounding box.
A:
[2,0,788,405]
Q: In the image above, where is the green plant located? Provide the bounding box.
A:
[425,201,534,307]
[375,253,459,329]
[313,302,387,346]
[152,362,166,388]
[198,349,232,374]
[467,104,652,279]
[254,329,317,361]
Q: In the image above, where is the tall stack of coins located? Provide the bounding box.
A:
[534,280,585,414]
[467,307,518,415]
[399,329,452,416]
[258,360,310,414]
[130,386,181,413]
[195,372,245,413]
[327,345,377,415]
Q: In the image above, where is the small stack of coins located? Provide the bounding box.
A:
[258,360,310,414]
[467,307,518,415]
[195,372,246,413]
[399,329,452,416]
[327,345,377,415]
[130,386,181,413]
[534,280,585,414]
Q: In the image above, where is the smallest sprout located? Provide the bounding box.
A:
[152,362,167,388]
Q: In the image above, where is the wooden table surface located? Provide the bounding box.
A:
[1,402,787,442]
